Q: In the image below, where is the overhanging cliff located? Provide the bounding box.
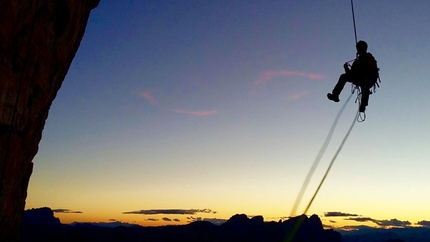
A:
[0,1,99,241]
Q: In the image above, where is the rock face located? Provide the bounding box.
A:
[0,1,99,241]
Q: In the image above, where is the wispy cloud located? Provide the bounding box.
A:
[346,217,374,222]
[346,217,411,228]
[133,89,217,115]
[174,109,217,116]
[251,70,324,97]
[324,212,359,217]
[123,208,216,215]
[135,90,157,105]
[145,218,159,222]
[130,89,158,105]
[160,217,181,222]
[373,219,411,228]
[52,209,82,214]
[290,91,309,100]
[254,70,325,86]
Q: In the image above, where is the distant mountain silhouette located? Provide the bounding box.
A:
[21,208,340,242]
[69,221,141,229]
[340,226,430,242]
[22,208,430,242]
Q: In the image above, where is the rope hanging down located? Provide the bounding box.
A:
[285,96,359,242]
[285,2,363,240]
[289,92,354,217]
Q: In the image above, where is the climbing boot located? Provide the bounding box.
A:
[327,93,340,102]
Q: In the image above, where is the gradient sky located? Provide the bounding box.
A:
[25,0,430,229]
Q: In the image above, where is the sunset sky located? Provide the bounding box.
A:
[25,1,430,229]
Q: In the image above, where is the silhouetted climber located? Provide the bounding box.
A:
[327,40,379,112]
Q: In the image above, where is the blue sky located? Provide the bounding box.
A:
[26,0,430,228]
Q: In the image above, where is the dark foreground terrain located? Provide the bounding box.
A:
[340,226,430,242]
[22,208,430,242]
[21,208,340,242]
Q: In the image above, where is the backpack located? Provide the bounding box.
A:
[367,53,380,93]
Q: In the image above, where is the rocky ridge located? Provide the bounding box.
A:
[21,207,341,242]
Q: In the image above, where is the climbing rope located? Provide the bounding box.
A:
[289,92,354,217]
[304,108,359,215]
[285,98,359,242]
[351,0,358,45]
[285,2,363,240]
[349,0,371,122]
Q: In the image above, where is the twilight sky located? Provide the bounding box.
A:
[26,0,430,229]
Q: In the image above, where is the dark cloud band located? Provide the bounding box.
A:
[346,217,411,228]
[52,209,82,214]
[324,212,359,217]
[123,208,216,215]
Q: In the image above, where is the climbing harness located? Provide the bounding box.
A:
[352,85,366,122]
[349,67,381,122]
[345,0,382,122]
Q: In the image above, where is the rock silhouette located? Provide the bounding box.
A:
[22,207,61,227]
[0,1,99,241]
[21,208,341,242]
